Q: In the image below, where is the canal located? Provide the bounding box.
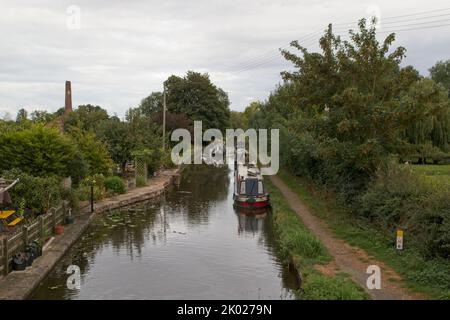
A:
[31,164,297,299]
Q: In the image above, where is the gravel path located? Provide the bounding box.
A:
[269,175,424,300]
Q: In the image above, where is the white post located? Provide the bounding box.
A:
[162,85,166,150]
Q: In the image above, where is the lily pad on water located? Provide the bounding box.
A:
[49,285,62,290]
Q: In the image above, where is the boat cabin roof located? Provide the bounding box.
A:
[236,163,263,181]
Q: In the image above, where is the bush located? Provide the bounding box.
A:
[67,128,114,176]
[1,168,62,215]
[161,148,176,169]
[135,176,146,187]
[67,152,88,188]
[60,187,80,214]
[0,125,76,177]
[104,176,126,195]
[132,148,163,175]
[358,161,450,258]
[78,174,106,201]
[283,132,319,178]
[284,131,376,207]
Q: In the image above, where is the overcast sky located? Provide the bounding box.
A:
[1,0,450,119]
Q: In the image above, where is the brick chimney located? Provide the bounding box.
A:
[65,80,72,114]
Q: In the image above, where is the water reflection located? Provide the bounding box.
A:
[236,209,268,234]
[168,165,229,226]
[31,164,296,300]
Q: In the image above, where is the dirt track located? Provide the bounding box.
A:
[269,175,424,300]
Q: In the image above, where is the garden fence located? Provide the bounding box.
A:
[0,201,68,277]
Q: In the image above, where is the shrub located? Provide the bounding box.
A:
[78,174,106,201]
[104,176,126,195]
[0,125,76,176]
[1,168,62,215]
[358,161,450,258]
[161,148,176,169]
[67,128,114,176]
[67,152,88,188]
[60,187,80,213]
[284,132,376,207]
[132,148,163,175]
[135,176,146,187]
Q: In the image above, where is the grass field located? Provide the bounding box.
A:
[266,179,369,300]
[277,169,450,299]
[411,164,450,186]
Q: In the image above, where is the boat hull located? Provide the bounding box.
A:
[234,205,271,216]
[233,194,270,209]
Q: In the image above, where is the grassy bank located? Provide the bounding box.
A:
[411,164,450,187]
[277,169,450,299]
[266,179,369,300]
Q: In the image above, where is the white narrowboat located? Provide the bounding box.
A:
[233,163,270,208]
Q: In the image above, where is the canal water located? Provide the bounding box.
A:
[31,165,297,299]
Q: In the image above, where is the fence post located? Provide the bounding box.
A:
[3,237,9,276]
[23,226,29,248]
[62,201,67,224]
[39,215,44,239]
[52,208,57,231]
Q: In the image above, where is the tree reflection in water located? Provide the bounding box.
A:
[31,164,297,300]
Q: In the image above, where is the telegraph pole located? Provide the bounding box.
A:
[162,84,166,150]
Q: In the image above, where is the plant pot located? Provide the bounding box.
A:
[12,253,27,271]
[55,225,64,235]
[31,240,42,257]
[24,252,34,267]
[65,216,75,224]
[25,245,36,259]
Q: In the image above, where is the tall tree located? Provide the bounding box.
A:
[67,128,114,175]
[138,92,163,117]
[164,71,230,130]
[430,59,450,96]
[64,104,109,133]
[251,18,450,199]
[16,108,28,123]
[97,118,135,172]
[401,78,450,156]
[30,110,56,124]
[279,19,426,167]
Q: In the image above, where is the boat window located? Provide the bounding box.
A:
[245,179,259,196]
[258,181,264,194]
[240,181,245,194]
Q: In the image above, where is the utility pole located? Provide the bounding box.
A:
[162,84,166,150]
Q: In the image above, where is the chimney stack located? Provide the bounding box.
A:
[65,80,72,114]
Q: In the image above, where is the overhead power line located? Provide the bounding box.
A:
[227,8,450,74]
[231,8,450,71]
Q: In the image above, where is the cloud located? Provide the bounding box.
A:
[0,0,449,116]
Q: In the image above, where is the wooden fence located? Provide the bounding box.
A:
[0,201,68,277]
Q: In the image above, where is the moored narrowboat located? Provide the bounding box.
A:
[233,163,270,208]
